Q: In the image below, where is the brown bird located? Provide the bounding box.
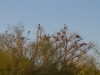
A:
[20,37,25,40]
[75,35,80,38]
[80,43,87,47]
[62,31,66,35]
[57,32,61,35]
[61,35,64,39]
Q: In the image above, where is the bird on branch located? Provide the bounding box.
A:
[28,31,30,34]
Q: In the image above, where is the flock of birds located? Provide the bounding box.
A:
[4,24,87,47]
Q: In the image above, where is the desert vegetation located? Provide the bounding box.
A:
[0,24,100,75]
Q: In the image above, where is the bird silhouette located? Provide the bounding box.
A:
[28,31,30,34]
[22,26,24,28]
[6,31,7,34]
[37,24,41,30]
[64,24,67,29]
[38,24,40,27]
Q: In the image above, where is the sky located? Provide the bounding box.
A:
[0,0,100,46]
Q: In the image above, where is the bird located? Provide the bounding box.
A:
[62,31,66,35]
[64,24,67,30]
[61,35,64,39]
[57,32,61,35]
[75,35,80,38]
[20,37,25,40]
[79,43,87,47]
[37,24,41,30]
[28,31,30,34]
[22,26,24,28]
[6,31,7,34]
[38,24,40,27]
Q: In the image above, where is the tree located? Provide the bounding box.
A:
[29,24,94,75]
[0,25,33,75]
[0,24,97,75]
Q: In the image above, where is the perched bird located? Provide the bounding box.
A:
[20,37,25,40]
[38,24,41,30]
[57,32,61,35]
[22,26,24,28]
[28,31,30,34]
[64,24,67,30]
[62,31,66,35]
[61,35,64,39]
[6,31,7,34]
[75,35,80,38]
[80,43,87,47]
[38,24,40,27]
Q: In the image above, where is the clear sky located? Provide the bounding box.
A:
[0,0,100,45]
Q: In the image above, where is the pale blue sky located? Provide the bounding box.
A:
[0,0,100,45]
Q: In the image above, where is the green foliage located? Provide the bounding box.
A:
[0,50,33,75]
[77,57,100,75]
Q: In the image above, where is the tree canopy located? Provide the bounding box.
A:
[0,24,99,75]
